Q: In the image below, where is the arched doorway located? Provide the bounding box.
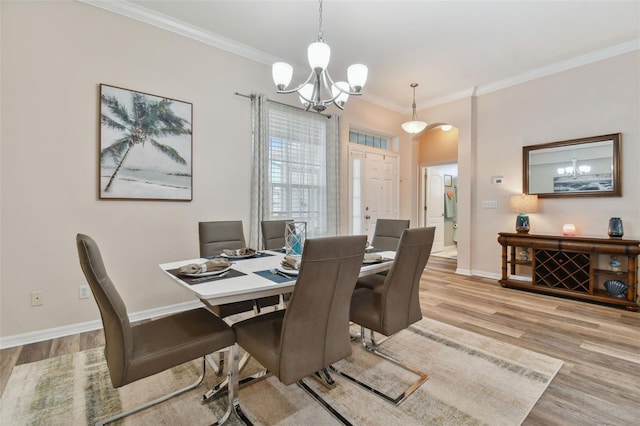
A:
[418,123,458,260]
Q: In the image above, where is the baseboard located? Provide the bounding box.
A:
[469,270,501,280]
[0,300,202,350]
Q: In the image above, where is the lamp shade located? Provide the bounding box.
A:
[308,41,331,72]
[272,62,293,90]
[347,64,368,92]
[331,81,350,108]
[509,194,539,213]
[401,120,428,134]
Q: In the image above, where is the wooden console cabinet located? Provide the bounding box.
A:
[497,232,639,311]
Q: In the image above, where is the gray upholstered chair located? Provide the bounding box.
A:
[260,219,291,250]
[233,235,367,423]
[335,227,435,406]
[198,221,279,317]
[76,234,242,425]
[370,218,410,251]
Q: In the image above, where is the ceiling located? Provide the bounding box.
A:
[106,1,639,113]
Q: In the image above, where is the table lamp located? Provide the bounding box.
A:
[509,194,539,233]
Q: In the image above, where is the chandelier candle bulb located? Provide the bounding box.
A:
[562,224,576,236]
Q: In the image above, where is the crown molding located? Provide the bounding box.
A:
[78,0,279,66]
[474,39,640,97]
[80,1,639,112]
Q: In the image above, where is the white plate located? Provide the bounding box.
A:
[220,252,256,260]
[183,266,231,277]
[277,266,299,276]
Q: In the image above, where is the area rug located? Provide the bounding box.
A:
[0,318,563,425]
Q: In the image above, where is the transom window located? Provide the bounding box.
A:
[349,130,389,150]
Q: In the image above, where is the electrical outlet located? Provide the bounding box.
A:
[79,284,90,299]
[31,291,43,306]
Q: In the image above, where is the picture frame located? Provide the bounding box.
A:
[444,174,453,187]
[99,84,193,201]
[523,133,621,198]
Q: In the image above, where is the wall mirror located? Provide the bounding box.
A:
[523,133,621,198]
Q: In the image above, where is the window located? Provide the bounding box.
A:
[349,130,388,150]
[266,103,335,237]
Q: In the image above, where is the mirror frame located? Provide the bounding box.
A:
[523,133,621,198]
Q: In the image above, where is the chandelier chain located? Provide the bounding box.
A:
[317,0,324,41]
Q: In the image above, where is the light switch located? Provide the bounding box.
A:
[482,200,498,209]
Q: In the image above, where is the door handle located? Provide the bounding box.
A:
[365,215,371,219]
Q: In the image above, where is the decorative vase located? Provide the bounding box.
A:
[285,221,307,256]
[609,255,621,272]
[608,217,624,238]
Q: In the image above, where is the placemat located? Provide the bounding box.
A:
[166,268,246,285]
[254,269,296,283]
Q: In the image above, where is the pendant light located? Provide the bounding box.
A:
[401,83,427,134]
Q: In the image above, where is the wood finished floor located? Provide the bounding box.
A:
[1,256,638,425]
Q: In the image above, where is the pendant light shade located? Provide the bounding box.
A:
[402,83,427,134]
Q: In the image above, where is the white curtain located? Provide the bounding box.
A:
[249,96,341,248]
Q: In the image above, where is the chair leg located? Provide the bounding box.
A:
[206,352,225,377]
[330,326,429,406]
[297,379,353,426]
[312,367,337,389]
[96,356,209,426]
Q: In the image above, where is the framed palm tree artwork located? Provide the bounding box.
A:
[99,84,192,200]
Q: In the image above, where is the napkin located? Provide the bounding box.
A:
[178,258,231,275]
[281,255,301,270]
[222,247,256,256]
[364,253,382,262]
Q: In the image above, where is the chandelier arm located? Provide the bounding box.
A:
[276,70,317,95]
[323,69,362,96]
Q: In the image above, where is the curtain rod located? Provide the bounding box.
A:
[234,92,332,118]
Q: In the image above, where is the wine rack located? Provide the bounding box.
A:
[498,232,639,311]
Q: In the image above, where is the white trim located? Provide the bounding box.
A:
[470,270,501,280]
[78,0,279,66]
[475,39,640,97]
[455,267,472,276]
[0,300,201,350]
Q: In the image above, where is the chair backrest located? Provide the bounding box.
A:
[76,234,131,387]
[378,227,435,335]
[371,218,410,251]
[199,220,246,257]
[261,219,292,250]
[278,235,366,385]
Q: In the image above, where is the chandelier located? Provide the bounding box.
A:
[557,153,591,178]
[401,83,427,134]
[271,0,368,112]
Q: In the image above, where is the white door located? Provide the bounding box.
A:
[349,147,399,241]
[426,168,445,252]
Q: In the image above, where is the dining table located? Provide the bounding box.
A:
[159,248,396,308]
[158,248,396,418]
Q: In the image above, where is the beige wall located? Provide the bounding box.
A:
[419,127,459,165]
[0,1,405,338]
[418,51,639,277]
